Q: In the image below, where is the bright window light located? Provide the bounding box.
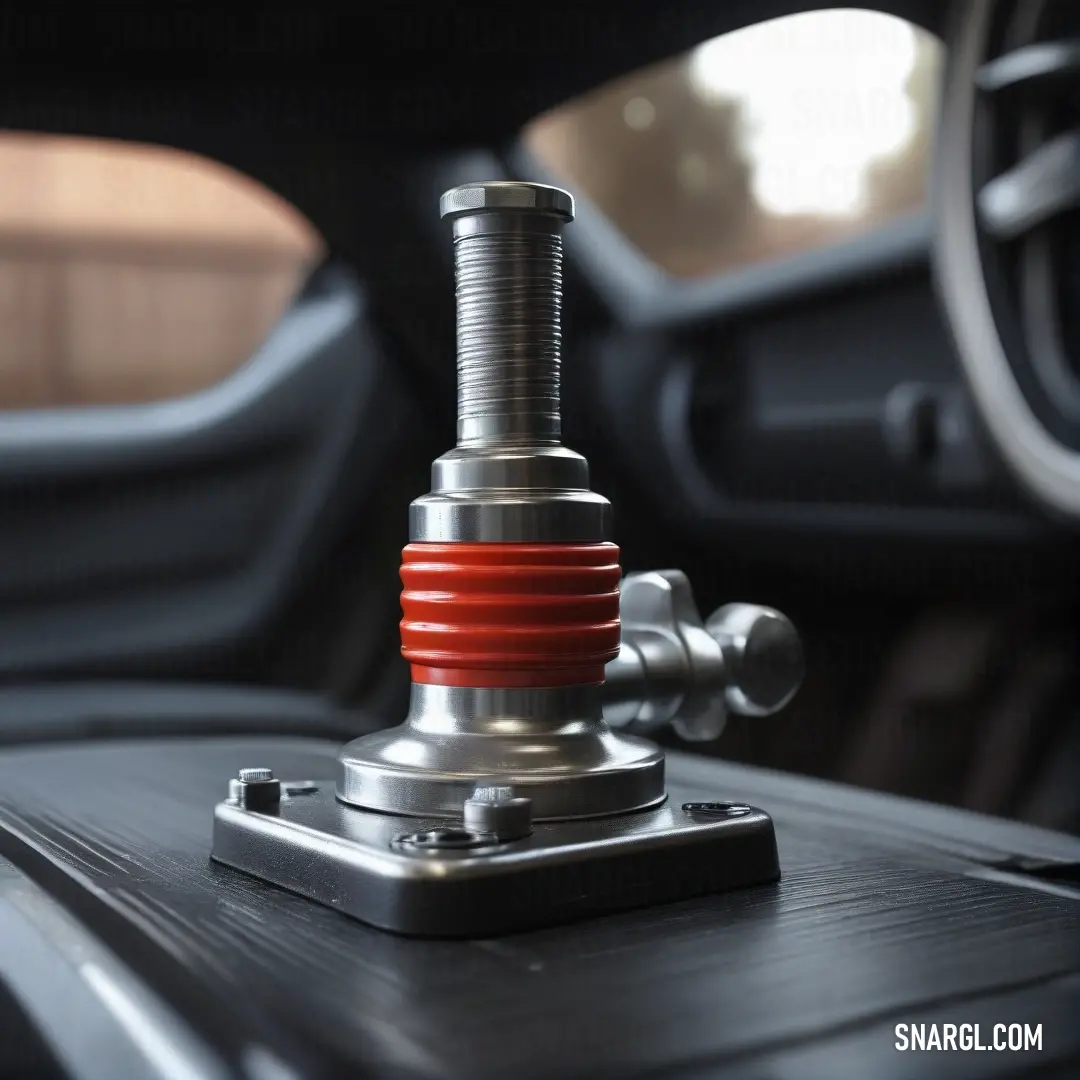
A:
[689,10,919,216]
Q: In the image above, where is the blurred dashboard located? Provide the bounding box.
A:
[494,9,1063,558]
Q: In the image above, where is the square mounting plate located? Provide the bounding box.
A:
[211,783,780,938]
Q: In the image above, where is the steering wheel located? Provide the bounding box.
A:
[935,0,1080,518]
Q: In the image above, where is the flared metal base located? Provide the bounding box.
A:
[336,683,666,820]
[211,784,780,938]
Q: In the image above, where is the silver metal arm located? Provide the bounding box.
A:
[604,571,804,741]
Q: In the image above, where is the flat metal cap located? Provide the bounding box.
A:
[439,181,574,222]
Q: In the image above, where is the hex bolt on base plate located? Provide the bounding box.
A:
[210,785,780,938]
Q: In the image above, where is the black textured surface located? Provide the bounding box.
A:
[0,736,1076,1079]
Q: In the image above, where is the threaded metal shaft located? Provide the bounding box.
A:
[440,182,574,449]
[454,227,562,446]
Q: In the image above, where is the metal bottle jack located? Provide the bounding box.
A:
[211,182,804,937]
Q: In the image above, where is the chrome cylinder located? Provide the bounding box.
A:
[453,214,564,447]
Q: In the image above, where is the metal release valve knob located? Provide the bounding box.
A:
[603,570,804,742]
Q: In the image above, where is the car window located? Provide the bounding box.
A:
[0,134,323,409]
[523,9,943,279]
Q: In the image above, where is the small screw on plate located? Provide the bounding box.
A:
[229,768,282,813]
[682,801,753,818]
[463,784,533,842]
